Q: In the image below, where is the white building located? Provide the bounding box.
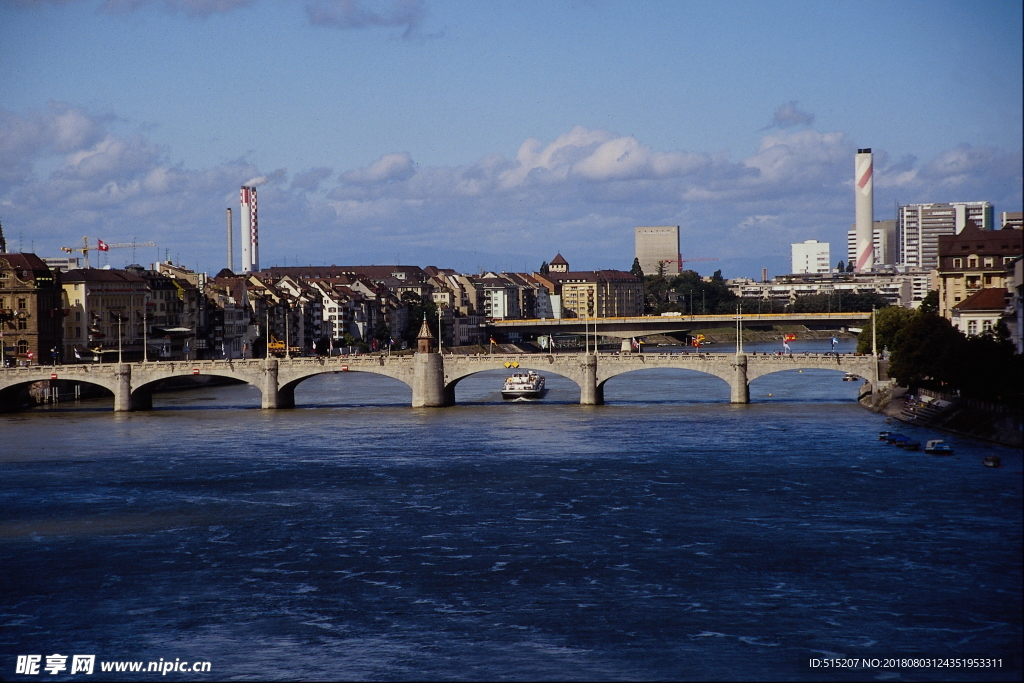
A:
[898,201,993,269]
[791,240,830,274]
[846,220,897,268]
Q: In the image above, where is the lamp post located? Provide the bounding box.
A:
[116,314,123,364]
[142,309,148,362]
[285,303,291,359]
[437,306,443,354]
[266,307,270,360]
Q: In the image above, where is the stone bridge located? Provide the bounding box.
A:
[0,351,883,412]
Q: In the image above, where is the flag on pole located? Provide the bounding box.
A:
[784,333,797,342]
[74,348,82,359]
[97,239,109,252]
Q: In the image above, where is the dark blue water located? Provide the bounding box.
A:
[1,349,1021,681]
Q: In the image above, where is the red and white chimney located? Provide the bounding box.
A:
[854,149,874,272]
[240,186,258,273]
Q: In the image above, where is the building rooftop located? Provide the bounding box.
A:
[952,287,1007,312]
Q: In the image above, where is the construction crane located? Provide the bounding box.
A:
[61,236,156,268]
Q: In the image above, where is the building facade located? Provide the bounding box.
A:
[634,226,680,276]
[0,254,63,366]
[935,223,1023,318]
[898,201,994,269]
[846,220,897,268]
[791,240,830,274]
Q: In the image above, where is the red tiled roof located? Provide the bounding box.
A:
[952,287,1007,312]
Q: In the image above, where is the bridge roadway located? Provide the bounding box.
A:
[488,311,872,338]
[0,351,883,412]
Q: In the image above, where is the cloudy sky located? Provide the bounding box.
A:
[1,0,1021,278]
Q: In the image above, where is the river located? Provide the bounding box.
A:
[1,341,1021,681]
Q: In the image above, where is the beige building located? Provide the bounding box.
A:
[935,223,1023,318]
[61,268,149,361]
[635,226,680,276]
[536,268,643,318]
[0,253,63,366]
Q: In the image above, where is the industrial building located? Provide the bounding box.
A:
[634,226,680,276]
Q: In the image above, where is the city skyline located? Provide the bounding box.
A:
[1,0,1021,278]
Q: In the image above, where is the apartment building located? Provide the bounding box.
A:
[935,223,1023,318]
[898,201,994,269]
[1,253,63,365]
[791,240,830,274]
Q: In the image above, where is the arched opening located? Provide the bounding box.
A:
[135,374,259,411]
[748,368,862,403]
[600,368,731,404]
[447,368,581,405]
[0,378,114,413]
[287,371,413,408]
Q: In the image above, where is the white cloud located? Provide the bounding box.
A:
[2,105,1019,277]
[761,101,815,129]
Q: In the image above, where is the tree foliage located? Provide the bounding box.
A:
[790,291,889,314]
[630,257,644,279]
[642,269,737,315]
[401,291,438,345]
[856,305,918,354]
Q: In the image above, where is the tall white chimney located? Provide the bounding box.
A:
[240,186,258,273]
[854,148,874,272]
[226,207,233,272]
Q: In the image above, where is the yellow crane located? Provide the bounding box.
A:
[61,237,157,268]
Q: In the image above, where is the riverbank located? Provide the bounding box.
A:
[861,385,1023,449]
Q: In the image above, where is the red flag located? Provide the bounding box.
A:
[97,240,110,252]
[784,334,796,342]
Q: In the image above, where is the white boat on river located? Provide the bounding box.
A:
[502,371,547,400]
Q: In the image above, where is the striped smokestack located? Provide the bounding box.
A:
[226,207,233,272]
[854,148,874,272]
[240,186,258,273]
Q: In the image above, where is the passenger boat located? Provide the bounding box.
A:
[982,455,1001,468]
[843,373,859,381]
[924,439,954,455]
[501,371,547,400]
[900,440,921,451]
[879,430,892,441]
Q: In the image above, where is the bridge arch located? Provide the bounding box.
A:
[596,366,733,403]
[277,368,414,408]
[442,364,584,403]
[0,375,117,412]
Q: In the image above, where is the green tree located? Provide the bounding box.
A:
[856,305,918,354]
[918,290,939,315]
[888,314,965,388]
[539,261,549,275]
[836,260,845,271]
[845,262,855,273]
[400,291,438,345]
[630,257,644,279]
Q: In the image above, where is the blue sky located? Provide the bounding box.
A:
[1,0,1021,278]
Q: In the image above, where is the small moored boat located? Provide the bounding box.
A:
[982,455,1001,468]
[879,430,892,441]
[924,440,954,455]
[843,373,859,381]
[502,370,547,400]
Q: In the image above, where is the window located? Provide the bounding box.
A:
[983,320,993,333]
[983,257,994,268]
[17,318,27,330]
[968,258,978,268]
[952,258,962,268]
[75,327,81,338]
[75,312,81,322]
[17,298,26,309]
[967,320,978,335]
[17,340,28,354]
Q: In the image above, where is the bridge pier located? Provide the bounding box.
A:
[579,354,603,405]
[261,359,280,409]
[114,364,133,412]
[413,353,450,407]
[730,353,750,404]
